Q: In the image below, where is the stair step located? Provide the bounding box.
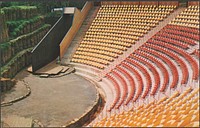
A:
[61,6,99,64]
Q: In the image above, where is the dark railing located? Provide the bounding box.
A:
[31,14,73,72]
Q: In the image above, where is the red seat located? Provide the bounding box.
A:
[154,32,189,49]
[151,41,199,81]
[135,49,169,93]
[145,43,189,84]
[125,57,151,99]
[106,74,120,111]
[121,62,143,102]
[130,54,160,96]
[166,24,199,37]
[116,65,135,105]
[112,69,128,109]
[141,46,179,89]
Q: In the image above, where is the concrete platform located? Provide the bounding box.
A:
[1,70,98,127]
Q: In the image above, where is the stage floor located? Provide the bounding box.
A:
[1,70,98,127]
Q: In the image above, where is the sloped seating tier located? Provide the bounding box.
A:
[153,32,190,49]
[170,5,199,28]
[166,24,199,35]
[147,39,199,81]
[106,73,121,111]
[135,49,169,92]
[145,43,189,85]
[116,65,135,105]
[130,54,160,96]
[91,5,199,127]
[120,62,143,102]
[124,58,151,99]
[93,88,199,127]
[71,5,176,69]
[161,26,199,42]
[102,21,199,111]
[105,60,144,110]
[111,70,128,109]
[140,46,179,89]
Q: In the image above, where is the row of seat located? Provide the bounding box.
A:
[155,31,196,47]
[153,34,189,49]
[162,26,199,41]
[76,47,118,58]
[72,4,175,67]
[75,51,114,62]
[169,5,199,28]
[87,29,148,36]
[81,40,131,48]
[94,17,164,21]
[83,33,140,43]
[176,15,199,20]
[139,46,179,89]
[165,24,199,35]
[71,58,104,69]
[96,13,167,17]
[96,23,199,112]
[180,11,199,16]
[98,10,172,15]
[188,5,199,8]
[101,5,176,8]
[77,44,124,54]
[89,24,151,30]
[92,87,199,127]
[100,7,174,10]
[172,18,199,25]
[89,5,199,127]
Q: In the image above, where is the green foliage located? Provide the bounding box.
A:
[0,42,11,51]
[6,15,45,38]
[0,47,32,74]
[0,2,12,8]
[1,5,37,11]
[0,2,30,8]
[0,9,4,14]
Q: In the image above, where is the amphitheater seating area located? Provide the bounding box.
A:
[93,87,199,127]
[77,4,199,127]
[68,3,199,127]
[97,5,199,112]
[71,5,177,69]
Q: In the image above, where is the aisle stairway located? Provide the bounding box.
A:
[61,7,100,64]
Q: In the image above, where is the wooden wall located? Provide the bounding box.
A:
[140,1,158,5]
[60,1,93,58]
[188,1,200,6]
[159,1,179,6]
